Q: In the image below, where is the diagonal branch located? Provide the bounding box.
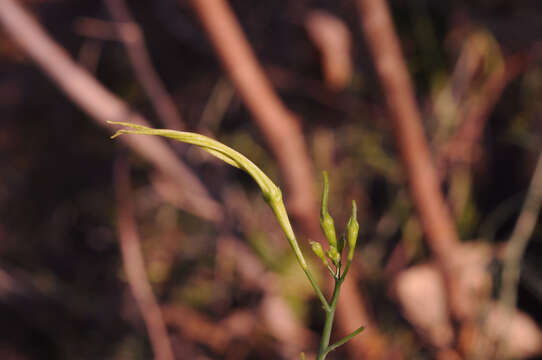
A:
[440,52,528,171]
[114,157,175,360]
[357,0,459,270]
[0,0,221,221]
[189,0,318,231]
[497,152,542,356]
[104,0,185,130]
[356,0,466,350]
[322,325,365,357]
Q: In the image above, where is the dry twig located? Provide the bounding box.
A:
[356,0,465,352]
[105,0,185,130]
[357,0,460,264]
[0,0,221,221]
[497,153,542,356]
[114,158,175,360]
[441,52,528,170]
[190,0,318,232]
[305,10,353,90]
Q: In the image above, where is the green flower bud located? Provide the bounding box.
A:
[310,241,328,266]
[320,171,337,248]
[347,200,359,260]
[326,246,341,266]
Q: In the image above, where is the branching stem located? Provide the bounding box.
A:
[107,122,366,358]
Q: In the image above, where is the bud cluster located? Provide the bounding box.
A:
[311,172,359,275]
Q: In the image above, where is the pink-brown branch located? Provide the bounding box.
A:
[190,0,317,231]
[0,0,221,221]
[105,0,185,130]
[441,52,528,169]
[357,0,460,266]
[114,158,175,360]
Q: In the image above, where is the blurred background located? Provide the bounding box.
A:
[1,0,542,359]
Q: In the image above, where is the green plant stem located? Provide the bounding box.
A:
[340,259,352,282]
[304,268,330,312]
[321,325,365,358]
[316,278,342,360]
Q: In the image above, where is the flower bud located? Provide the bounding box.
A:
[326,246,341,266]
[320,171,337,248]
[347,200,359,260]
[311,241,328,266]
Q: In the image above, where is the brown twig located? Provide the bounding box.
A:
[73,17,119,41]
[114,158,175,360]
[497,152,542,356]
[162,304,253,354]
[440,52,528,171]
[357,0,459,270]
[304,10,353,90]
[189,0,318,232]
[356,0,469,348]
[105,0,185,130]
[0,0,222,222]
[76,39,103,74]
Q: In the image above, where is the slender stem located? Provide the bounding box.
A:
[340,259,352,282]
[304,268,330,312]
[317,279,342,360]
[268,195,331,311]
[322,325,365,357]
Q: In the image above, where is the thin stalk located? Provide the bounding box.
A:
[268,198,330,311]
[321,325,365,358]
[304,268,331,312]
[340,259,353,282]
[317,278,342,360]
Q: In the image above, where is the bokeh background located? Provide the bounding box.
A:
[1,0,542,359]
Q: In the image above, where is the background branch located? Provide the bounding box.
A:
[114,157,175,360]
[498,152,542,355]
[0,0,221,221]
[104,0,185,130]
[190,0,317,231]
[357,0,460,264]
